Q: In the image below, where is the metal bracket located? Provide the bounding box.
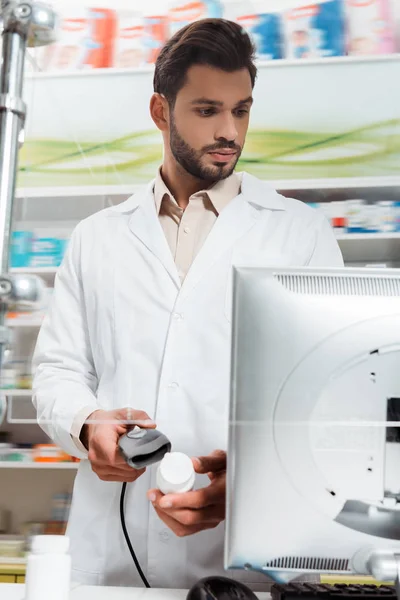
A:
[0,94,26,118]
[1,1,57,48]
[0,276,12,299]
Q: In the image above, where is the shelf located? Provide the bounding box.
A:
[15,184,139,199]
[6,319,43,328]
[10,267,58,284]
[336,232,400,263]
[15,176,400,200]
[275,176,400,191]
[0,462,78,469]
[336,232,400,241]
[23,53,400,80]
[0,390,32,397]
[10,267,57,275]
[0,557,26,565]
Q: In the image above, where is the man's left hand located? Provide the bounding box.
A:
[147,450,226,538]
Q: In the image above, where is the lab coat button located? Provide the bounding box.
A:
[173,312,183,321]
[183,227,191,234]
[168,382,179,390]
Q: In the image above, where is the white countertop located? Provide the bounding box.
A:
[1,583,271,599]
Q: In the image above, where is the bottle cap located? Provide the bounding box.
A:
[156,452,195,495]
[31,535,70,555]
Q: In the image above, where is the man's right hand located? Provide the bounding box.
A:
[82,408,156,483]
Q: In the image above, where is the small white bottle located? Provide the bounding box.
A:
[25,535,71,600]
[157,452,195,495]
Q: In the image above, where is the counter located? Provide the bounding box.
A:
[0,583,271,599]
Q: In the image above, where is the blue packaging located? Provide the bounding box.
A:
[30,236,65,268]
[396,202,400,233]
[11,231,33,268]
[239,13,283,60]
[284,0,345,59]
[254,14,283,60]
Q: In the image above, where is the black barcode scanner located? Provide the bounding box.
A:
[118,428,172,469]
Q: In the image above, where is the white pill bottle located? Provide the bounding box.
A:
[157,452,196,495]
[25,535,71,600]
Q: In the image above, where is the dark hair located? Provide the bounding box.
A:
[153,19,257,105]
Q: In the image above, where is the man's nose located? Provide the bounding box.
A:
[215,113,238,143]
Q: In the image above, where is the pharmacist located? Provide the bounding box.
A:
[32,18,343,591]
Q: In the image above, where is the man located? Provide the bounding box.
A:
[32,19,343,590]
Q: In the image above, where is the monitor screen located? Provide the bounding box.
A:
[226,267,400,585]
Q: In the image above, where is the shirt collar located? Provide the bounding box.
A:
[153,167,242,215]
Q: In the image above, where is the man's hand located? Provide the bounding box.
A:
[83,407,156,483]
[147,450,226,537]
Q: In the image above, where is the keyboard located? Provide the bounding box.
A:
[271,583,396,600]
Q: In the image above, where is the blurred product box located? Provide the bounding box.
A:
[377,200,397,232]
[30,230,69,269]
[11,224,72,269]
[309,198,400,235]
[10,231,32,268]
[142,14,169,64]
[32,0,400,73]
[396,201,400,232]
[224,0,284,60]
[363,203,381,233]
[239,12,284,60]
[283,0,346,59]
[345,199,366,233]
[169,0,223,38]
[38,6,117,71]
[32,444,76,463]
[345,0,396,56]
[114,11,145,68]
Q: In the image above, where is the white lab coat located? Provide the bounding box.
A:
[32,173,344,590]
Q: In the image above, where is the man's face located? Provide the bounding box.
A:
[168,65,253,183]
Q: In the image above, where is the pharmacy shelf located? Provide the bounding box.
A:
[6,318,43,329]
[337,232,400,263]
[10,267,58,284]
[15,184,138,199]
[23,53,400,80]
[14,176,400,200]
[0,462,78,469]
[0,390,32,397]
[10,267,57,275]
[0,557,26,565]
[276,176,400,191]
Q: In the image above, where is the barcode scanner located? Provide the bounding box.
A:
[118,427,172,469]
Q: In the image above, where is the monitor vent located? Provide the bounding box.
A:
[264,556,350,572]
[275,274,400,297]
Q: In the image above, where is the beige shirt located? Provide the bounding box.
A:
[71,169,242,452]
[154,169,242,281]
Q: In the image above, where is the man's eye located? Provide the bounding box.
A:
[197,108,215,117]
[234,109,249,118]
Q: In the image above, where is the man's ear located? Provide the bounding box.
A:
[150,93,169,132]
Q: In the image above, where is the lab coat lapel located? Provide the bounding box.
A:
[125,182,181,290]
[180,173,286,298]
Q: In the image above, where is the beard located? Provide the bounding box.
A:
[169,113,242,183]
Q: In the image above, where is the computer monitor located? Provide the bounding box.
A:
[225,267,400,590]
